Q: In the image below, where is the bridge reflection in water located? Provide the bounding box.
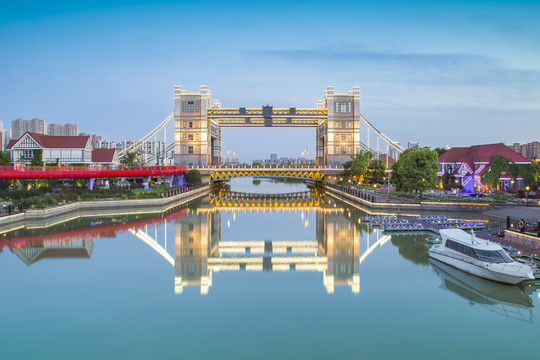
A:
[210,188,324,208]
[174,208,383,295]
[2,192,537,322]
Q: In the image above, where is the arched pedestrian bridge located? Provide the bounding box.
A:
[195,166,343,182]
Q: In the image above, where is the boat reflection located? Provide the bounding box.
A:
[430,258,535,322]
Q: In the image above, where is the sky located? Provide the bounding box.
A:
[1,0,539,162]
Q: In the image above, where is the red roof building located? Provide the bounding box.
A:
[378,154,396,168]
[6,132,117,165]
[438,143,531,191]
[92,148,119,165]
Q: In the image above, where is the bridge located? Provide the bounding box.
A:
[172,86,405,167]
[115,86,404,170]
[0,165,187,180]
[193,165,343,184]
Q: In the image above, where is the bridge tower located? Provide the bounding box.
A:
[321,86,361,167]
[174,85,221,166]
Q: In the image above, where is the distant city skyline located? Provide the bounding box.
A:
[1,0,539,162]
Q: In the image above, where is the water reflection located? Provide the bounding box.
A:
[430,258,535,322]
[2,189,538,323]
[174,208,363,294]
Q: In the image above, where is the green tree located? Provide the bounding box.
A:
[393,148,439,195]
[185,169,202,184]
[30,149,44,166]
[252,162,262,167]
[0,151,11,166]
[481,155,510,188]
[391,161,402,191]
[121,150,144,166]
[433,147,448,156]
[350,150,373,177]
[367,159,386,184]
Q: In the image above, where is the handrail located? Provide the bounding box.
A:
[0,165,185,172]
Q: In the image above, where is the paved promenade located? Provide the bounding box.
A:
[484,206,540,223]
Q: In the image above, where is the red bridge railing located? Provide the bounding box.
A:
[0,165,188,179]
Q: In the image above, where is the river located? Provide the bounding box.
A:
[0,178,538,359]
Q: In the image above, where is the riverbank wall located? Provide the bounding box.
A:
[325,184,509,213]
[0,184,210,231]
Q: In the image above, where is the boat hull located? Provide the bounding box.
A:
[428,250,531,285]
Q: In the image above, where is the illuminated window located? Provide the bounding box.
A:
[335,102,339,113]
[340,102,347,113]
[348,101,352,113]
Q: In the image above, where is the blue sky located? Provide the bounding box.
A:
[1,0,539,161]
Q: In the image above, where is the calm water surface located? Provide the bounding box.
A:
[1,178,538,359]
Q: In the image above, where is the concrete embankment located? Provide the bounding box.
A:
[325,184,508,213]
[0,184,210,231]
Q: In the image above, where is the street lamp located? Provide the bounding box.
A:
[526,186,530,207]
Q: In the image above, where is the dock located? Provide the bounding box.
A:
[361,214,540,258]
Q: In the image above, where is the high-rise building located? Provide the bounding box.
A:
[80,133,103,149]
[30,118,47,135]
[510,141,540,160]
[48,123,64,136]
[65,123,79,136]
[407,141,419,149]
[12,118,48,139]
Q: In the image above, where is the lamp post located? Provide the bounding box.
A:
[526,186,530,207]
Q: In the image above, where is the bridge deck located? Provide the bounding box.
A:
[0,165,187,179]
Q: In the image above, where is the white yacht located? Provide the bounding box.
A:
[428,229,535,285]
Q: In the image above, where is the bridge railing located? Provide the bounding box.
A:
[0,165,187,173]
[188,164,344,170]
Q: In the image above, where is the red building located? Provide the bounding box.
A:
[438,143,531,192]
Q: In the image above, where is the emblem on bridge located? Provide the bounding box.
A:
[263,104,273,127]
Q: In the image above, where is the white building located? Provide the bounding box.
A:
[7,132,93,164]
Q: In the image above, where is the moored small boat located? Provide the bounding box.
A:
[428,229,535,285]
